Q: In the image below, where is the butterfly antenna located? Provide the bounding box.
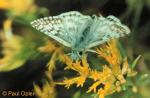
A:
[98,13,102,17]
[87,49,99,54]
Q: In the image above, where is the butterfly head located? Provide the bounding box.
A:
[68,50,84,60]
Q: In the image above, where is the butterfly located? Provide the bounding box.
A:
[30,11,130,60]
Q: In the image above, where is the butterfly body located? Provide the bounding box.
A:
[31,11,130,60]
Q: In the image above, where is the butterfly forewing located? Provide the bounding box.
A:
[30,11,91,48]
[31,16,72,47]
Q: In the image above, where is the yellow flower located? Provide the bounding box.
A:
[87,65,116,98]
[0,0,10,9]
[38,41,57,54]
[34,81,56,98]
[54,39,137,98]
[0,35,23,71]
[87,81,102,93]
[58,55,89,88]
[56,55,117,98]
[38,40,65,74]
[34,62,56,98]
[0,0,36,16]
[71,56,90,76]
[56,55,90,88]
[96,40,127,84]
[90,70,102,81]
[96,40,121,66]
[3,19,12,33]
[62,55,90,76]
[0,19,24,71]
[46,52,57,73]
[97,83,110,98]
[57,76,87,88]
[61,55,73,70]
[87,81,112,98]
[89,65,113,82]
[76,76,86,87]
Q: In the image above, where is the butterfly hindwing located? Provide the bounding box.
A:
[85,15,130,48]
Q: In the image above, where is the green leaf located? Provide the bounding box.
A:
[72,91,81,98]
[131,55,141,69]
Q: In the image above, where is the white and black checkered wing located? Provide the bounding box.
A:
[85,15,130,48]
[30,11,91,47]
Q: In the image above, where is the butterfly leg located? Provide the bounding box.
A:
[86,49,98,54]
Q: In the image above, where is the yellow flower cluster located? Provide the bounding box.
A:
[0,19,24,71]
[34,72,56,98]
[38,40,65,73]
[56,40,134,98]
[57,55,90,88]
[0,0,42,71]
[0,0,36,16]
[34,81,56,98]
[34,43,59,98]
[97,40,126,84]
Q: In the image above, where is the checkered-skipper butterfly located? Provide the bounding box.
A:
[30,11,130,60]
